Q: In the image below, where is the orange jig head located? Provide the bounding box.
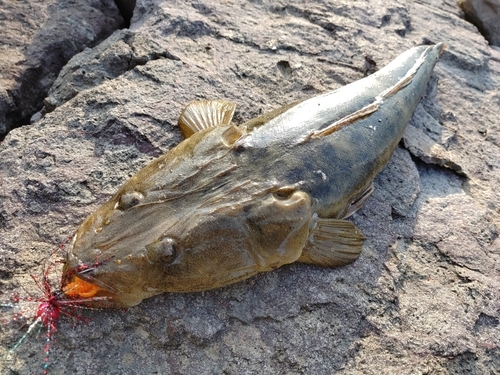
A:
[62,276,100,298]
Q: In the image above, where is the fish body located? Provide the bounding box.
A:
[63,44,444,307]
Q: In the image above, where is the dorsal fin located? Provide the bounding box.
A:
[178,100,236,138]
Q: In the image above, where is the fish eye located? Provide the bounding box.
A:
[273,187,295,200]
[145,237,177,264]
[116,191,144,210]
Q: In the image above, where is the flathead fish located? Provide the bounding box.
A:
[62,43,444,307]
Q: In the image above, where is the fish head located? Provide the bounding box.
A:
[63,133,313,307]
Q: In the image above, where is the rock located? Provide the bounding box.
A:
[115,0,137,27]
[0,0,123,135]
[459,0,500,46]
[0,0,499,374]
[44,29,180,112]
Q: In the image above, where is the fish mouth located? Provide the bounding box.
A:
[62,275,105,299]
[61,265,122,307]
[63,236,124,304]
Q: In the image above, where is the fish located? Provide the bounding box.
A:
[61,43,444,307]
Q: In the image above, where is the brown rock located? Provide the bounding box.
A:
[0,0,499,374]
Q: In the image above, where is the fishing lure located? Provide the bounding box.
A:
[2,244,109,374]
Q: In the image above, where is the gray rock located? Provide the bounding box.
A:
[1,0,499,374]
[0,0,123,135]
[44,29,180,112]
[459,0,500,46]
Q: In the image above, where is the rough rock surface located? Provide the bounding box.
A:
[459,0,500,46]
[0,0,123,135]
[1,0,499,374]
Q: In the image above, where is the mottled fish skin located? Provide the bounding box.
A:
[239,43,443,218]
[64,44,444,307]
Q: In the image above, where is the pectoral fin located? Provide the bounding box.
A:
[298,218,365,267]
[178,100,236,138]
